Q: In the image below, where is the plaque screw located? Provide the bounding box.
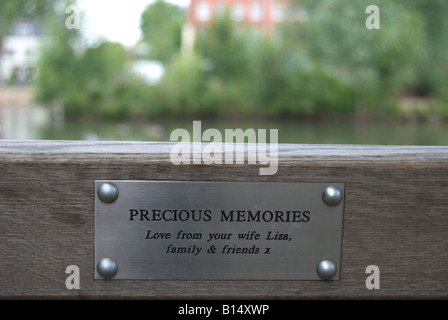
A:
[322,186,343,206]
[97,258,118,279]
[317,260,337,280]
[97,182,119,204]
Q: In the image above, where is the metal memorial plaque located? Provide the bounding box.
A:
[95,181,345,280]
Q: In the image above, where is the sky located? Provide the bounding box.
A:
[77,0,190,47]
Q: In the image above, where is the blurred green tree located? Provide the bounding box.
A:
[34,16,82,109]
[403,0,448,100]
[140,0,183,63]
[82,42,128,114]
[33,0,447,120]
[246,34,355,117]
[154,52,205,114]
[196,12,250,80]
[298,0,425,117]
[35,13,130,117]
[153,9,356,118]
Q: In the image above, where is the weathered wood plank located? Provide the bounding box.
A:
[0,140,447,298]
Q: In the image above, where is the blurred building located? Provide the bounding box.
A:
[182,0,306,52]
[0,18,43,85]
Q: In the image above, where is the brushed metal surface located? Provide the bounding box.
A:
[95,181,344,280]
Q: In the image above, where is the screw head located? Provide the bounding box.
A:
[97,258,118,279]
[317,260,337,280]
[97,182,119,204]
[322,186,343,206]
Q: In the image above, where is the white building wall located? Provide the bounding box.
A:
[1,35,42,83]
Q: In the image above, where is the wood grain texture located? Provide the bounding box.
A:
[1,140,448,298]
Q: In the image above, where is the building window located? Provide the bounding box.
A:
[2,49,14,56]
[10,20,39,36]
[196,1,211,22]
[296,8,308,23]
[250,1,263,22]
[231,2,244,22]
[216,1,226,18]
[16,22,30,36]
[271,2,284,22]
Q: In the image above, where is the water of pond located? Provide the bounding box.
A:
[2,106,448,145]
[39,118,448,146]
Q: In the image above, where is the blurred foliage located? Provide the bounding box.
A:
[153,10,356,118]
[299,0,425,113]
[33,0,448,121]
[154,52,206,115]
[35,11,139,118]
[34,18,81,109]
[403,0,448,100]
[197,13,249,80]
[140,0,183,63]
